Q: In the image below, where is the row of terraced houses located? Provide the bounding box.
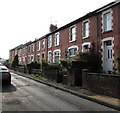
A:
[9,0,120,73]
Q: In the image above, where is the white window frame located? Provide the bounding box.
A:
[82,20,90,39]
[42,39,45,50]
[48,51,52,63]
[31,55,34,62]
[15,50,17,55]
[102,9,113,32]
[23,57,25,62]
[37,41,40,51]
[53,49,61,63]
[69,25,76,42]
[18,50,21,56]
[54,32,60,46]
[68,46,78,57]
[36,54,40,63]
[31,44,34,53]
[28,46,30,53]
[82,42,91,53]
[48,36,52,48]
[23,48,25,55]
[20,50,21,56]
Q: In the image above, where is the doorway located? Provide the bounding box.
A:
[103,40,113,73]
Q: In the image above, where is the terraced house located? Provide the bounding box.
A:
[9,0,120,73]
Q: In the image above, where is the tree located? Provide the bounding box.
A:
[12,55,19,70]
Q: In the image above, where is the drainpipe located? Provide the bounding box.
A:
[46,36,48,63]
[96,13,100,72]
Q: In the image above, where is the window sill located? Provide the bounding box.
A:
[102,30,113,34]
[37,49,40,51]
[69,40,76,43]
[54,45,60,47]
[48,47,52,49]
[69,55,76,57]
[82,36,90,39]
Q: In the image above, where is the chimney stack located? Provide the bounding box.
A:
[49,24,57,32]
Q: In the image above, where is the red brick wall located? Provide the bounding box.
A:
[118,4,120,55]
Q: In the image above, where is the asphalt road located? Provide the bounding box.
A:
[1,73,119,112]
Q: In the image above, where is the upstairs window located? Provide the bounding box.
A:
[23,48,25,55]
[18,50,21,56]
[83,21,89,38]
[69,26,76,42]
[31,44,34,53]
[25,47,27,55]
[28,46,30,53]
[37,41,40,51]
[54,33,60,46]
[103,11,112,32]
[48,36,52,48]
[42,39,45,50]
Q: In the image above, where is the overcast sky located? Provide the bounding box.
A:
[0,0,114,59]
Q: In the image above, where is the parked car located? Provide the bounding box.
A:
[0,66,11,85]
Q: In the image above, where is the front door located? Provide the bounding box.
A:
[103,40,113,73]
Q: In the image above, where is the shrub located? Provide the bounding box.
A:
[59,58,72,74]
[31,74,47,81]
[40,58,48,71]
[114,56,120,74]
[74,52,101,72]
[30,61,40,69]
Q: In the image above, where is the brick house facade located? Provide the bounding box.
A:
[9,0,120,73]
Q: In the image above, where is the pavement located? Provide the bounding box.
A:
[10,70,120,111]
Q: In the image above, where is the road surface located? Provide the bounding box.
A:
[1,72,119,112]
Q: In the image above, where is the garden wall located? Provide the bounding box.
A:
[14,66,41,75]
[67,69,82,86]
[82,69,120,98]
[43,70,63,83]
[15,66,25,73]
